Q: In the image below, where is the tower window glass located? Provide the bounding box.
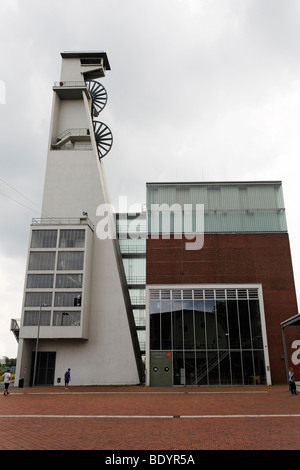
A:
[57,252,84,270]
[31,230,57,248]
[28,252,56,271]
[59,230,85,248]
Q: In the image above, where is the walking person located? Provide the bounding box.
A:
[64,368,71,389]
[288,367,297,395]
[2,369,11,396]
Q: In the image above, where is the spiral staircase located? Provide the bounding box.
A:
[86,79,113,159]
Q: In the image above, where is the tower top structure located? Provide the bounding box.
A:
[59,51,111,82]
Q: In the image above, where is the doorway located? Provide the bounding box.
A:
[150,351,173,386]
[30,351,56,386]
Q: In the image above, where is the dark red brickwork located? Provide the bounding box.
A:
[2,386,300,450]
[146,233,299,384]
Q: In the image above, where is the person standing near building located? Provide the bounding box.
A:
[288,367,297,395]
[2,369,11,396]
[64,368,71,389]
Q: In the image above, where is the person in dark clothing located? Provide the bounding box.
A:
[288,367,297,395]
[64,368,71,389]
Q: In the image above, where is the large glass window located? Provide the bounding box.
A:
[28,252,56,270]
[27,274,54,288]
[54,292,82,307]
[238,300,252,348]
[149,287,267,386]
[205,300,217,349]
[31,230,57,248]
[183,300,194,350]
[23,310,51,326]
[196,351,208,385]
[129,289,145,306]
[150,299,160,350]
[52,311,81,326]
[59,230,85,248]
[161,300,172,350]
[172,301,183,350]
[249,300,263,349]
[56,274,83,288]
[122,258,146,284]
[133,309,146,327]
[57,252,84,270]
[25,292,52,307]
[194,300,205,349]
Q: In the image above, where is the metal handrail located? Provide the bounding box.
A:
[147,208,286,213]
[31,217,94,231]
[126,276,146,284]
[53,81,87,88]
[10,318,21,343]
[52,128,91,144]
[10,319,20,331]
[119,245,146,254]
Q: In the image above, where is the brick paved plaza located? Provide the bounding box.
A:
[1,385,299,452]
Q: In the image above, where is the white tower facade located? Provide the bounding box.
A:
[15,52,142,387]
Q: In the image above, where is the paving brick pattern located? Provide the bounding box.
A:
[0,385,299,450]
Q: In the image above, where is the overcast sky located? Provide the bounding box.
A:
[1,0,300,358]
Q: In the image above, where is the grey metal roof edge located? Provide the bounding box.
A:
[60,51,111,69]
[146,181,282,186]
[281,313,300,328]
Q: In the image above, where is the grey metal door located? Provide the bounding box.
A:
[150,351,172,386]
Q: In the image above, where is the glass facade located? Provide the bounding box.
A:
[149,287,267,386]
[23,226,86,327]
[116,213,146,354]
[146,182,287,234]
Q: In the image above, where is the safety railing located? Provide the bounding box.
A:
[53,81,87,88]
[31,217,94,231]
[10,319,20,342]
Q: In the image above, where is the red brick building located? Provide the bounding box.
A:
[145,182,299,386]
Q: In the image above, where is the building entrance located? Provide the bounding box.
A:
[30,352,56,386]
[148,286,270,386]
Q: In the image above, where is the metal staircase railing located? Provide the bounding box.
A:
[192,336,263,385]
[51,128,91,148]
[10,319,20,342]
[193,349,230,385]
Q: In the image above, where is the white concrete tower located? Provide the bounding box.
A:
[15,52,142,387]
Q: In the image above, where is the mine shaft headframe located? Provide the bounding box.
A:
[60,51,111,80]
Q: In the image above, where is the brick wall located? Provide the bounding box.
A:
[146,233,299,383]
